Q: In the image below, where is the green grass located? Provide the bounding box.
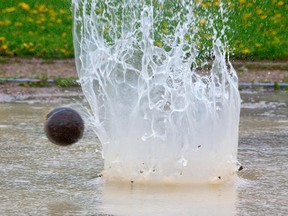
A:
[0,0,73,58]
[0,0,287,60]
[227,0,288,60]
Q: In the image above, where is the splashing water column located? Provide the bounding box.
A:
[72,0,241,183]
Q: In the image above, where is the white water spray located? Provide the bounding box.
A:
[72,0,241,183]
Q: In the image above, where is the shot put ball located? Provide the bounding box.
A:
[44,107,84,146]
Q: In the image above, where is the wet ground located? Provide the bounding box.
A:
[0,91,287,215]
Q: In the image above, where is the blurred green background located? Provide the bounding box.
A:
[0,0,287,59]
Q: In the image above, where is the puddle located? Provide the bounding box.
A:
[0,91,287,215]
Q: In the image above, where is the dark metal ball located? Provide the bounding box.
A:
[44,107,84,146]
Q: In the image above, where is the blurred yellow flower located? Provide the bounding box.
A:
[4,19,12,26]
[3,7,16,13]
[56,19,62,24]
[277,1,284,6]
[243,13,252,20]
[199,19,206,25]
[275,13,282,19]
[23,43,30,49]
[161,28,169,34]
[18,2,30,11]
[38,5,48,13]
[60,48,66,53]
[255,43,262,47]
[155,41,163,47]
[256,9,263,15]
[15,22,23,27]
[0,44,8,50]
[59,9,66,15]
[27,17,34,23]
[239,0,246,4]
[0,37,6,43]
[213,1,220,7]
[242,48,251,54]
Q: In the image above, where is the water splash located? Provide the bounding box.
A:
[72,0,241,183]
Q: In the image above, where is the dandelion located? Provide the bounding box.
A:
[155,41,163,47]
[27,18,34,23]
[161,28,169,34]
[56,19,62,24]
[213,1,220,7]
[256,9,263,15]
[0,37,6,43]
[199,19,206,25]
[242,48,251,54]
[239,0,246,4]
[37,5,48,13]
[243,13,252,20]
[23,43,30,49]
[4,19,12,26]
[275,13,282,19]
[60,48,66,53]
[59,9,66,15]
[0,44,8,50]
[18,2,30,11]
[3,7,16,13]
[14,22,23,27]
[277,1,284,6]
[255,43,262,47]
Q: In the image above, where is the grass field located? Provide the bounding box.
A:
[0,0,287,60]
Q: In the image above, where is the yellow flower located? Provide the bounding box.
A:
[213,1,220,7]
[3,7,16,13]
[31,9,38,14]
[27,17,34,23]
[260,15,267,20]
[4,19,11,26]
[242,48,251,54]
[155,41,163,47]
[0,44,8,50]
[60,48,66,53]
[18,2,30,11]
[161,28,169,34]
[0,37,6,43]
[243,13,252,20]
[199,19,206,25]
[275,13,282,19]
[56,19,62,24]
[38,5,48,13]
[239,0,246,4]
[59,9,66,15]
[14,22,23,27]
[255,43,262,47]
[277,1,284,6]
[23,43,30,49]
[256,9,263,15]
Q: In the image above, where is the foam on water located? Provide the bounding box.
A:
[72,0,241,183]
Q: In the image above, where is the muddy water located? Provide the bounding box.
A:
[0,91,287,216]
